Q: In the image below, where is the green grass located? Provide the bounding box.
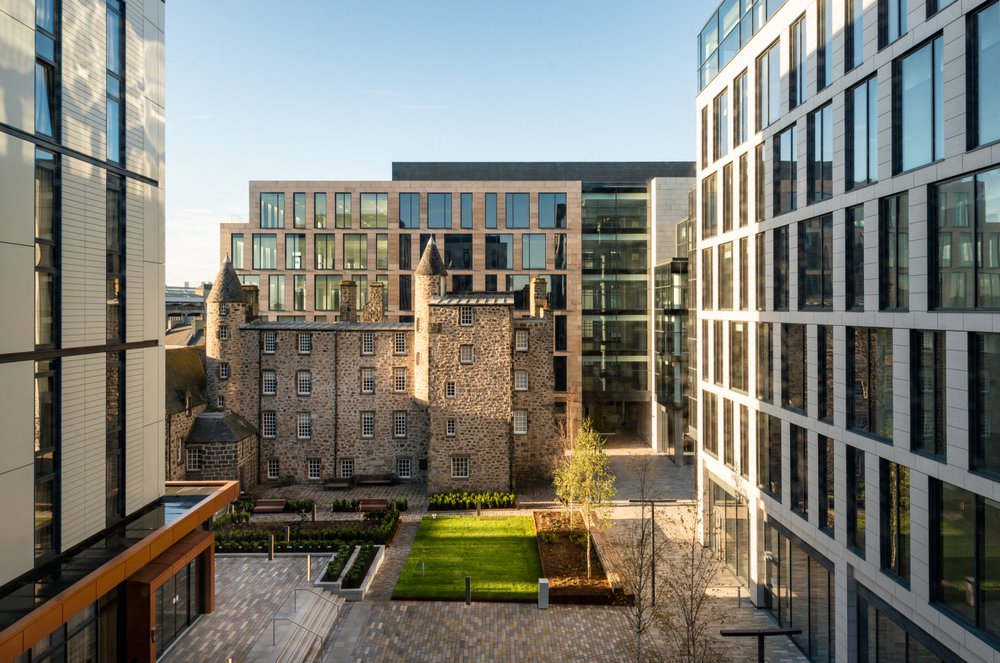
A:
[393,515,541,601]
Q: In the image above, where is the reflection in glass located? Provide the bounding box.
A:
[335,192,352,229]
[505,193,530,229]
[343,234,367,270]
[361,193,388,229]
[848,327,893,440]
[880,193,909,309]
[260,193,284,228]
[428,193,452,229]
[977,4,1000,146]
[539,193,567,228]
[315,235,335,270]
[314,193,327,228]
[900,38,942,171]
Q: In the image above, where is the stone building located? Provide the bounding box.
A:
[165,347,207,481]
[206,238,558,493]
[182,411,258,492]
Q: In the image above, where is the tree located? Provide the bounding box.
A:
[553,418,615,579]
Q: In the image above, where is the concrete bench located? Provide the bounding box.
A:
[252,499,286,514]
[323,478,352,491]
[358,499,389,512]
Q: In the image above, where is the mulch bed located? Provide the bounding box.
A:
[534,511,614,603]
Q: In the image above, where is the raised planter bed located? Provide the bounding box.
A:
[313,546,359,591]
[534,511,615,605]
[213,510,400,553]
[338,545,386,601]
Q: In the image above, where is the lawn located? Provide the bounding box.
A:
[393,515,542,601]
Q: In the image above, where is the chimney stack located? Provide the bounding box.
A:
[530,277,548,318]
[361,281,386,323]
[340,280,358,322]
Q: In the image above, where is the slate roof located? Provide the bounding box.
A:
[414,236,448,276]
[165,347,206,415]
[239,321,413,332]
[186,410,257,444]
[207,257,248,304]
[431,293,514,306]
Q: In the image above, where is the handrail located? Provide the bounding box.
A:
[292,587,340,611]
[272,617,323,647]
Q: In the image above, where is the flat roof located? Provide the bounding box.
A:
[392,162,696,182]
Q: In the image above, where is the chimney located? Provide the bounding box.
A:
[340,280,357,322]
[361,281,386,323]
[529,277,548,318]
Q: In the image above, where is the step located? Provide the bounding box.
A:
[244,587,345,663]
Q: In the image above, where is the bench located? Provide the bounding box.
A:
[252,499,285,514]
[358,499,389,512]
[323,478,352,491]
[354,473,395,486]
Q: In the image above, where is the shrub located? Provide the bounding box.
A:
[331,499,360,512]
[341,545,376,589]
[388,498,408,512]
[321,544,351,581]
[569,531,587,548]
[285,499,315,513]
[538,532,557,544]
[428,490,516,511]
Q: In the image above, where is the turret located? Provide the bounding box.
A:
[413,236,448,402]
[205,257,250,411]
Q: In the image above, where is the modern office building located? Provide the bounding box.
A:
[696,0,1000,661]
[218,162,695,441]
[0,2,235,661]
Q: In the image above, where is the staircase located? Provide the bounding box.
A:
[245,586,345,663]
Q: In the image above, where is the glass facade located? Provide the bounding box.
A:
[848,327,893,440]
[708,479,750,587]
[897,37,943,172]
[971,333,1000,475]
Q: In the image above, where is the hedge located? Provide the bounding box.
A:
[341,545,376,589]
[428,490,516,511]
[214,510,399,553]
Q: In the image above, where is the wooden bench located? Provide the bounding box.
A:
[358,498,389,512]
[252,499,285,514]
[354,473,395,486]
[323,478,352,491]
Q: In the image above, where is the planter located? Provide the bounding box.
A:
[338,545,386,601]
[313,547,360,591]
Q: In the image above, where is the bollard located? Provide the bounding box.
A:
[538,578,549,610]
[312,503,317,522]
[421,561,425,576]
[476,500,481,517]
[737,586,741,608]
[268,534,275,561]
[306,553,312,582]
[465,576,471,605]
[285,526,291,544]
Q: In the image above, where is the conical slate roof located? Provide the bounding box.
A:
[207,256,248,304]
[414,235,448,276]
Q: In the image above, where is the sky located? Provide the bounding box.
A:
[164,1,709,285]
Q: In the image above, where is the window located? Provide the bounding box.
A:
[896,37,943,172]
[315,275,341,311]
[397,458,412,479]
[880,460,910,582]
[428,193,452,229]
[722,163,733,233]
[739,405,749,480]
[515,329,529,351]
[755,143,765,223]
[460,193,473,229]
[267,459,280,480]
[782,324,807,412]
[262,411,276,438]
[773,226,789,310]
[361,412,374,438]
[219,325,229,341]
[554,356,567,392]
[340,458,354,478]
[308,459,321,480]
[289,192,305,229]
[539,193,567,228]
[361,193,388,228]
[798,215,833,309]
[817,326,833,421]
[313,192,327,228]
[394,368,406,393]
[808,105,833,203]
[847,205,866,310]
[293,275,306,311]
[220,303,228,317]
[397,192,420,229]
[702,247,714,309]
[443,234,472,270]
[231,234,244,269]
[514,370,529,391]
[217,395,225,408]
[460,345,474,364]
[817,0,832,89]
[790,15,808,108]
[848,446,866,554]
[755,232,766,311]
[260,193,284,228]
[186,448,203,472]
[313,235,336,270]
[283,234,305,270]
[933,168,1000,309]
[719,242,733,309]
[819,435,835,534]
[106,0,124,162]
[702,174,718,239]
[343,234,367,270]
[335,192,352,229]
[880,0,907,47]
[105,174,125,342]
[485,193,497,229]
[447,419,456,437]
[730,321,748,393]
[376,234,389,270]
[880,193,909,310]
[252,234,277,269]
[513,410,528,435]
[269,275,285,311]
[714,321,724,387]
[554,233,567,270]
[298,333,312,354]
[297,370,312,396]
[847,77,878,188]
[361,367,375,394]
[399,274,412,311]
[393,411,407,438]
[394,332,406,355]
[522,234,546,269]
[702,391,718,457]
[733,71,748,146]
[452,457,470,479]
[848,327,894,440]
[739,236,749,310]
[757,40,781,130]
[459,306,474,326]
[297,412,312,439]
[790,424,808,517]
[485,234,514,270]
[973,3,1000,147]
[446,381,456,399]
[971,333,1000,475]
[757,411,781,497]
[262,370,276,395]
[738,154,748,228]
[35,0,57,138]
[506,193,530,229]
[219,362,230,380]
[846,0,864,71]
[723,400,735,468]
[701,106,709,167]
[714,90,729,160]
[361,332,374,355]
[774,125,797,215]
[912,331,945,457]
[263,331,277,354]
[757,322,773,403]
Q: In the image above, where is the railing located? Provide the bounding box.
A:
[272,617,324,662]
[292,587,339,612]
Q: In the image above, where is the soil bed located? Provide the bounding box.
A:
[534,511,612,600]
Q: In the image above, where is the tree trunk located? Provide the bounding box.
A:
[586,520,592,579]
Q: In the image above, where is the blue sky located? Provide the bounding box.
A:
[165,1,708,284]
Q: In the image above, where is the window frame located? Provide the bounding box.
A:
[513,410,528,435]
[451,457,470,479]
